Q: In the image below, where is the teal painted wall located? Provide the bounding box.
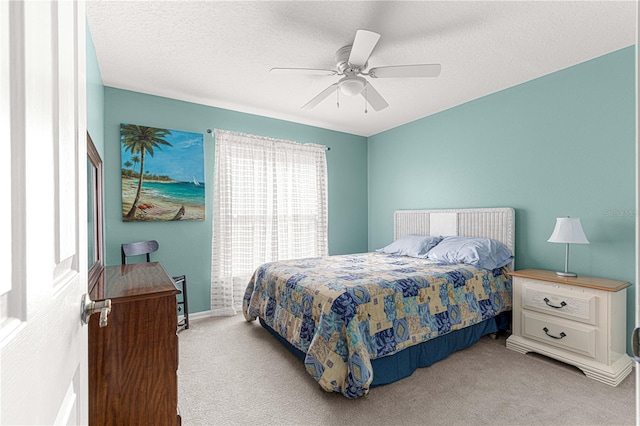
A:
[103,88,368,314]
[86,23,104,157]
[368,47,636,353]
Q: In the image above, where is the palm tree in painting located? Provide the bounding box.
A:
[131,154,140,173]
[121,124,172,219]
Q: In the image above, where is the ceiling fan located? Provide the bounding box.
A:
[271,29,441,112]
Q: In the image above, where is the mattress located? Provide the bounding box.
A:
[243,252,512,398]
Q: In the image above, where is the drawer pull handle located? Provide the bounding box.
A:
[543,327,567,340]
[543,297,567,309]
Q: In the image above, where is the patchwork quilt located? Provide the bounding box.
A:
[242,252,512,398]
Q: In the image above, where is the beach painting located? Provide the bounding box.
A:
[121,123,205,222]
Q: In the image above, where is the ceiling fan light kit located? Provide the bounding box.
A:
[338,76,366,96]
[271,29,442,112]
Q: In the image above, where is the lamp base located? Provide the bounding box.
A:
[556,271,577,277]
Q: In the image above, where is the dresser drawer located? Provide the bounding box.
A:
[521,310,596,359]
[521,278,597,325]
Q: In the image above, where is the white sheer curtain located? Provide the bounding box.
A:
[211,129,328,316]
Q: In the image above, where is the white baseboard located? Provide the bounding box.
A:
[179,310,213,323]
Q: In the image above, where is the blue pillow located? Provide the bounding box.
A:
[376,235,443,258]
[426,236,513,270]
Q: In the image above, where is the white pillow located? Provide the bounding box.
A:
[376,235,443,258]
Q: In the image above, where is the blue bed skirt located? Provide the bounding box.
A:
[259,311,511,388]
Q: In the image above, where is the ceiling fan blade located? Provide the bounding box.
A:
[348,30,381,67]
[301,83,338,110]
[361,82,388,111]
[270,67,337,76]
[369,64,442,78]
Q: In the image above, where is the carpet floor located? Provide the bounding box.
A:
[177,315,635,426]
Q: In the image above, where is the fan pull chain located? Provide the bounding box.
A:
[364,84,368,114]
[336,88,340,109]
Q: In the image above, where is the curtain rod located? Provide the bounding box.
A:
[206,128,330,150]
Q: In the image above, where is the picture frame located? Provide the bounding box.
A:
[121,123,205,222]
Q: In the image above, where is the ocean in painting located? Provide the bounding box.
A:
[142,181,205,207]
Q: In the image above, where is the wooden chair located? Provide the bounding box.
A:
[121,240,190,332]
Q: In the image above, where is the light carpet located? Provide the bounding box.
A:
[177,315,635,426]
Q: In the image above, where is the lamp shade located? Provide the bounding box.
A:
[547,217,590,244]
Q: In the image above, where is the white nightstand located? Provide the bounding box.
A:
[506,268,633,386]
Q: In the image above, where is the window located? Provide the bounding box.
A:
[211,130,328,315]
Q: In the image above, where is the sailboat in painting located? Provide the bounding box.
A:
[192,176,200,186]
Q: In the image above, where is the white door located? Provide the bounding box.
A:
[1,1,89,424]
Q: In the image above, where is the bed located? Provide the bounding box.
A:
[243,207,515,398]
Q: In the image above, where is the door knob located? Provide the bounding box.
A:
[81,293,112,327]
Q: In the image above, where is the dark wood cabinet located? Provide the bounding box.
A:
[89,262,181,426]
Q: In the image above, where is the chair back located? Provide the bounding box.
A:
[121,240,160,264]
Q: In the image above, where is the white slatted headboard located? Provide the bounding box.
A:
[394,207,515,256]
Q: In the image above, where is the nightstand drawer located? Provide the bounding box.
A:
[521,279,596,325]
[521,311,596,359]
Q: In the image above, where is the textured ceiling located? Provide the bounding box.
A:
[86,1,637,137]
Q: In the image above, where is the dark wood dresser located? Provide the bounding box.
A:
[89,262,181,426]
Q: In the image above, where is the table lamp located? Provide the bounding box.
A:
[547,217,589,277]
